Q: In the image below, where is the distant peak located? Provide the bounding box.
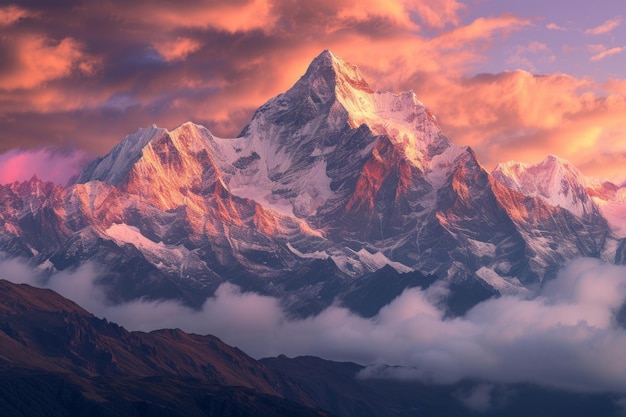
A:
[74,124,168,186]
[542,154,570,167]
[495,155,577,176]
[310,49,338,67]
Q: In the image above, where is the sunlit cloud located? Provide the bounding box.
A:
[506,41,554,72]
[436,14,533,49]
[410,66,626,181]
[0,0,624,184]
[0,5,32,26]
[152,37,203,62]
[0,148,91,185]
[0,34,98,90]
[411,0,465,29]
[590,46,626,62]
[546,22,567,31]
[584,17,622,35]
[94,0,277,33]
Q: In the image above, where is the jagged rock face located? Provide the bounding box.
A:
[493,155,603,222]
[230,51,455,232]
[0,50,620,315]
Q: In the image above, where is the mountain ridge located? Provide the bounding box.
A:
[0,50,623,316]
[2,278,622,417]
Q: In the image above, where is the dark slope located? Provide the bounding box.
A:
[0,279,331,417]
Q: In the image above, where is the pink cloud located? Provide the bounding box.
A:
[152,37,202,62]
[412,0,465,29]
[591,46,626,62]
[0,5,32,26]
[0,148,91,185]
[507,41,553,72]
[584,17,622,35]
[436,14,533,49]
[546,22,567,31]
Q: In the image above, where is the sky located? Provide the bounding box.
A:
[0,0,626,184]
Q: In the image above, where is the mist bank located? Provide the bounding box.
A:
[3,254,626,396]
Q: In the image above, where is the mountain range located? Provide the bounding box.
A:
[1,49,626,318]
[2,278,622,417]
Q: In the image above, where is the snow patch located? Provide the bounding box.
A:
[105,223,191,275]
[351,248,413,273]
[475,267,530,296]
[286,242,329,260]
[468,239,497,258]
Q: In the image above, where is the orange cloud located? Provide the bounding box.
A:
[336,0,464,30]
[11,0,604,182]
[507,41,554,72]
[336,0,419,30]
[98,0,276,33]
[411,68,626,181]
[0,5,31,26]
[152,37,202,62]
[436,14,533,49]
[411,0,465,29]
[0,34,99,90]
[585,17,622,35]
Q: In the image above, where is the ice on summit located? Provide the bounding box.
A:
[492,155,600,220]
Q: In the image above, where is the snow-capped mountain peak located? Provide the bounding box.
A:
[75,124,168,186]
[298,50,450,164]
[226,50,459,219]
[305,49,374,96]
[492,155,600,220]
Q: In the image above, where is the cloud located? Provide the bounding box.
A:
[0,0,533,158]
[591,46,626,62]
[506,41,553,72]
[3,0,625,186]
[0,147,91,185]
[409,0,465,29]
[435,14,532,49]
[5,254,626,395]
[0,5,32,26]
[152,37,203,62]
[409,66,626,181]
[93,0,278,33]
[455,384,495,412]
[585,17,622,35]
[546,22,567,31]
[0,34,98,90]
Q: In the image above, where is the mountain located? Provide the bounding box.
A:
[262,355,623,417]
[0,50,620,316]
[0,279,333,417]
[1,279,621,417]
[493,155,601,221]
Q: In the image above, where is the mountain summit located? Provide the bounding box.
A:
[0,51,620,316]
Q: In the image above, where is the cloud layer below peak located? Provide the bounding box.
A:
[4,255,626,396]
